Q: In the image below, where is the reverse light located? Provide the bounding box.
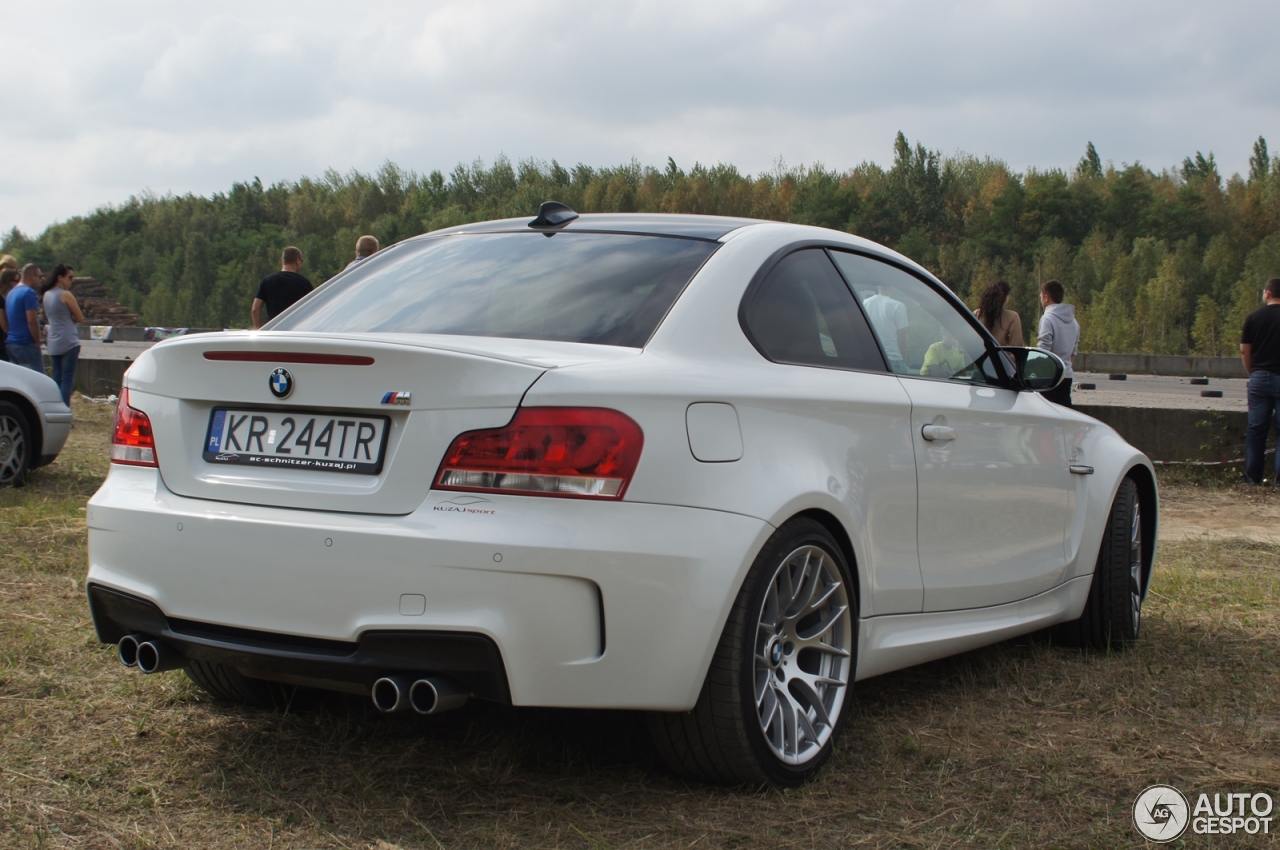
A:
[111,389,158,467]
[435,408,643,500]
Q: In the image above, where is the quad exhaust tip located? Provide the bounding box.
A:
[118,634,145,668]
[372,676,468,715]
[372,676,412,713]
[119,635,186,674]
[136,638,185,674]
[409,677,468,715]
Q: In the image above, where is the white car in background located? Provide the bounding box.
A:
[0,359,72,485]
[87,204,1157,786]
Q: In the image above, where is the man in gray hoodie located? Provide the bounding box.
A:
[1037,279,1079,407]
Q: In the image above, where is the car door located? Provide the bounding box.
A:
[830,251,1072,612]
[740,248,922,616]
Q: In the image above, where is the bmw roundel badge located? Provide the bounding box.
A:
[269,367,294,399]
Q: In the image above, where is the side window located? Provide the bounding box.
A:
[829,251,997,385]
[742,249,886,372]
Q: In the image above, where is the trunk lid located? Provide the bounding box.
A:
[124,331,636,514]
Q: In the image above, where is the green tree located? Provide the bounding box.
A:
[1133,256,1188,353]
[1249,137,1270,185]
[1191,295,1227,355]
[1077,142,1102,179]
[1226,234,1280,338]
[1080,276,1135,353]
[5,133,1278,343]
[1181,152,1218,183]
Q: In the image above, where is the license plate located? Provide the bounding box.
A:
[203,408,390,475]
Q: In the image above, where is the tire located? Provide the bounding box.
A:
[648,518,857,786]
[186,659,293,708]
[0,401,33,487]
[1056,477,1144,650]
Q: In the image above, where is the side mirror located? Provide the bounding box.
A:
[1001,347,1065,391]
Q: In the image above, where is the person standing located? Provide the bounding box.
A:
[41,264,84,406]
[1240,277,1280,485]
[251,247,312,328]
[1036,279,1079,407]
[862,285,910,371]
[921,325,967,378]
[975,279,1025,347]
[5,263,45,372]
[0,268,20,362]
[344,235,379,271]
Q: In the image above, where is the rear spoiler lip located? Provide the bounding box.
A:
[164,330,643,370]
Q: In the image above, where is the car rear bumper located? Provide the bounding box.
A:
[88,583,511,700]
[39,402,71,464]
[86,465,773,710]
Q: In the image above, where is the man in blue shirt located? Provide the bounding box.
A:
[5,264,44,372]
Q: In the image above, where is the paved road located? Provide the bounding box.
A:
[1072,371,1247,411]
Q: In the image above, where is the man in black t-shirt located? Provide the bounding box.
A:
[1241,276,1280,484]
[252,246,312,328]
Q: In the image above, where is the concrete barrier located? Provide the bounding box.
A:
[1076,404,1248,463]
[76,359,130,398]
[77,326,219,342]
[1075,353,1246,378]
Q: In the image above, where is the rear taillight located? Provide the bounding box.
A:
[435,408,643,500]
[111,389,158,467]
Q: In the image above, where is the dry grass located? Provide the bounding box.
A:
[2,401,1278,848]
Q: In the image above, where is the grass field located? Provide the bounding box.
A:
[2,399,1278,848]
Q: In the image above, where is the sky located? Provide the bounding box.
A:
[3,0,1278,237]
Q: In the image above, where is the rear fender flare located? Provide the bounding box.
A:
[764,494,869,619]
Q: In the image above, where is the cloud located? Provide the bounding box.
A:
[1,0,1277,236]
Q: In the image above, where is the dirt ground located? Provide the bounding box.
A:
[3,399,1278,848]
[1158,479,1280,543]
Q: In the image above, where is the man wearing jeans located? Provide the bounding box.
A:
[4,263,44,372]
[1241,277,1280,484]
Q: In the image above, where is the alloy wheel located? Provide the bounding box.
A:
[0,414,26,484]
[753,545,852,765]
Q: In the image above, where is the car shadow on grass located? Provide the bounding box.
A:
[175,631,1121,830]
[102,597,1275,847]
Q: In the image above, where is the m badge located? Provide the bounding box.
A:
[381,392,412,405]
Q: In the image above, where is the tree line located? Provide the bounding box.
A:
[5,132,1279,355]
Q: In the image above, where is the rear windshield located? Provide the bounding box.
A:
[274,232,719,348]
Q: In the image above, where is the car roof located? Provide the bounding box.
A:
[423,213,762,241]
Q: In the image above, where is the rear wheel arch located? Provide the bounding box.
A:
[648,514,858,785]
[1122,464,1158,599]
[795,508,862,618]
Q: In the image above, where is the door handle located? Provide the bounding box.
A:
[1069,464,1094,475]
[922,424,957,442]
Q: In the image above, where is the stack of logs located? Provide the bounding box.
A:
[69,277,139,326]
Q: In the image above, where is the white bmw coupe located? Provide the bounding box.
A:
[87,205,1156,786]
